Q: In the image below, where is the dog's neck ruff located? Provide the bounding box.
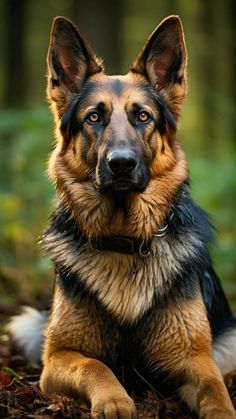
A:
[42,190,212,324]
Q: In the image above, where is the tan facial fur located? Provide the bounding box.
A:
[39,15,236,419]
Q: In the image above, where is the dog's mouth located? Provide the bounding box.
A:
[95,177,148,193]
[109,180,132,191]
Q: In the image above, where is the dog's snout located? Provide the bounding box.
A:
[107,150,137,174]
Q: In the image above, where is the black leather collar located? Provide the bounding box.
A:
[88,235,151,257]
[45,197,175,257]
[84,213,174,257]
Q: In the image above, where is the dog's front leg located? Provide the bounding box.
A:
[40,350,137,419]
[144,295,235,418]
[177,299,236,418]
[182,355,236,419]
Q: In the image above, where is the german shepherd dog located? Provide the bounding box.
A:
[9,15,236,418]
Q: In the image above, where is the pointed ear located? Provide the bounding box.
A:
[47,16,103,115]
[130,16,187,119]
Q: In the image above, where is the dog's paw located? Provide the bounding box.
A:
[91,393,137,419]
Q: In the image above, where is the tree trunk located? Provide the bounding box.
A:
[71,0,123,74]
[3,0,28,108]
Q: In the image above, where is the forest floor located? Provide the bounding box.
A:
[0,312,236,418]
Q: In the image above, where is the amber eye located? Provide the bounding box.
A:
[87,112,100,123]
[137,111,150,123]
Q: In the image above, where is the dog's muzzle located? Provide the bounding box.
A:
[107,149,137,176]
[96,147,149,192]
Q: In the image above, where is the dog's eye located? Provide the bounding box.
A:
[87,112,101,124]
[137,111,150,123]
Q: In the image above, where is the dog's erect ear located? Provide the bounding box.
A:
[47,17,103,114]
[130,16,187,119]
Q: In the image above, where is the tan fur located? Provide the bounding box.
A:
[42,288,235,418]
[47,70,188,240]
[44,225,202,324]
[141,296,235,418]
[41,351,136,418]
[149,131,176,177]
[40,15,236,418]
[48,142,187,240]
[41,286,136,418]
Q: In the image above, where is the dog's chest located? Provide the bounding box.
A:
[46,222,201,324]
[70,234,196,323]
[73,250,154,323]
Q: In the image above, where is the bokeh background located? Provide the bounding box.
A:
[0,0,235,311]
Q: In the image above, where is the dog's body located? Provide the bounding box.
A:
[9,15,236,418]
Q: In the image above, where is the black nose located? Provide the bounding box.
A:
[107,150,137,175]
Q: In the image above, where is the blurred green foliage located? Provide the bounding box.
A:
[189,156,236,307]
[0,108,54,304]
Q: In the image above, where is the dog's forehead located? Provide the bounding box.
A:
[84,73,152,105]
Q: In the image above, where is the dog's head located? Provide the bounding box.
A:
[47,16,188,238]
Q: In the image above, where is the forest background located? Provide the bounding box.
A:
[0,0,235,311]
